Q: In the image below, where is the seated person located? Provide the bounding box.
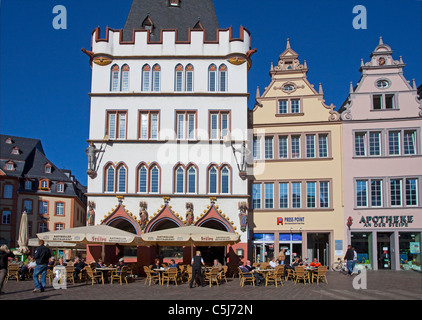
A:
[244,260,265,286]
[212,259,223,271]
[73,257,87,280]
[169,259,179,269]
[96,258,106,268]
[151,258,161,270]
[269,257,278,268]
[47,257,56,269]
[310,258,321,268]
[114,258,126,276]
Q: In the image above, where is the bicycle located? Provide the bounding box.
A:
[331,258,346,272]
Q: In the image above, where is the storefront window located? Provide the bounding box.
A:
[399,232,421,271]
[252,233,274,263]
[351,232,373,270]
[158,246,183,260]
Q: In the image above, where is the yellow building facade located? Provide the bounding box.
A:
[250,40,345,266]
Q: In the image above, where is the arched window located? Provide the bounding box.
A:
[209,166,218,194]
[221,166,230,194]
[111,64,120,92]
[142,64,151,92]
[185,64,194,92]
[152,64,161,92]
[208,64,217,92]
[175,64,184,92]
[175,166,184,193]
[219,64,228,92]
[121,64,130,92]
[187,166,197,194]
[117,165,127,193]
[105,165,115,192]
[150,165,160,193]
[138,165,148,193]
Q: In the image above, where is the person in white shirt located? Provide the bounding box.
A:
[269,257,278,268]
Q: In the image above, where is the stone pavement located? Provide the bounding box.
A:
[1,270,421,302]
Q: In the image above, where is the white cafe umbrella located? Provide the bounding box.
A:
[37,225,145,261]
[141,225,240,259]
[17,211,29,258]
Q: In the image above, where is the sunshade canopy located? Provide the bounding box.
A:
[37,225,144,246]
[141,225,240,246]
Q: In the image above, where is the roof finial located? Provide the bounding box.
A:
[318,83,323,95]
[349,81,354,93]
[256,86,260,98]
[412,79,416,90]
[286,38,291,49]
[379,36,383,45]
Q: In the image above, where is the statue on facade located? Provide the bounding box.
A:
[238,202,248,232]
[139,201,148,231]
[185,203,194,226]
[87,201,96,226]
[85,142,101,178]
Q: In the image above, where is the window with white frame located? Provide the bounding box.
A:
[369,132,381,156]
[390,179,402,206]
[209,111,229,140]
[208,64,217,92]
[356,180,368,207]
[150,166,160,193]
[279,136,288,159]
[388,131,401,155]
[2,211,11,224]
[306,135,316,158]
[306,182,316,208]
[187,166,197,194]
[291,135,301,159]
[278,98,301,114]
[185,64,194,92]
[25,180,32,190]
[175,64,184,92]
[107,111,127,140]
[209,166,218,194]
[121,64,130,92]
[220,166,230,194]
[405,178,418,206]
[142,64,151,92]
[371,180,383,207]
[55,202,64,216]
[55,223,64,231]
[176,111,196,140]
[264,183,274,209]
[38,222,47,233]
[279,182,289,208]
[403,130,417,155]
[219,64,228,92]
[175,165,184,193]
[252,183,261,209]
[105,165,115,192]
[110,64,120,92]
[355,132,367,156]
[139,111,159,140]
[39,201,48,215]
[291,182,302,208]
[372,93,396,110]
[138,165,148,193]
[152,64,161,92]
[117,166,127,193]
[318,134,329,158]
[264,137,273,159]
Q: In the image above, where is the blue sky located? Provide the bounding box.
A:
[1,0,421,186]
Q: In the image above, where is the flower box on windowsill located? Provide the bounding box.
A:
[39,187,50,191]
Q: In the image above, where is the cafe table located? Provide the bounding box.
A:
[153,268,169,285]
[96,267,117,283]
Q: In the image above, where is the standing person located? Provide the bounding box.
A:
[0,245,15,294]
[344,245,354,276]
[190,251,205,288]
[33,240,51,292]
[277,248,286,263]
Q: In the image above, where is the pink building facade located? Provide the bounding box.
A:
[340,38,422,271]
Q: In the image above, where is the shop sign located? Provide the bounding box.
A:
[277,217,305,225]
[358,215,414,228]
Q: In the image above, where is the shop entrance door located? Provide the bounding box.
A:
[377,232,393,269]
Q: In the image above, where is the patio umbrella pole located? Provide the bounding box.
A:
[101,242,105,262]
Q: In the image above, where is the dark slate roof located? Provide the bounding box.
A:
[0,134,86,203]
[123,0,219,42]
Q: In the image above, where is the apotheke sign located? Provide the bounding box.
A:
[359,215,414,228]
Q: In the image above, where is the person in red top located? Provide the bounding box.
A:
[310,258,321,267]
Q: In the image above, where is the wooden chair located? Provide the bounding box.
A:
[265,266,284,287]
[162,267,178,287]
[204,267,220,287]
[64,266,75,285]
[218,265,228,284]
[312,266,328,285]
[6,265,20,282]
[294,266,310,285]
[238,267,255,287]
[285,268,295,281]
[85,266,104,285]
[187,265,193,283]
[144,266,160,285]
[46,268,54,284]
[111,266,128,285]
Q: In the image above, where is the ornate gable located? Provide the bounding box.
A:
[195,204,236,233]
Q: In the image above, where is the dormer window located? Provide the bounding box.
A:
[142,16,154,32]
[169,0,180,7]
[39,179,50,191]
[5,160,15,171]
[45,163,52,174]
[57,182,64,193]
[11,147,20,155]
